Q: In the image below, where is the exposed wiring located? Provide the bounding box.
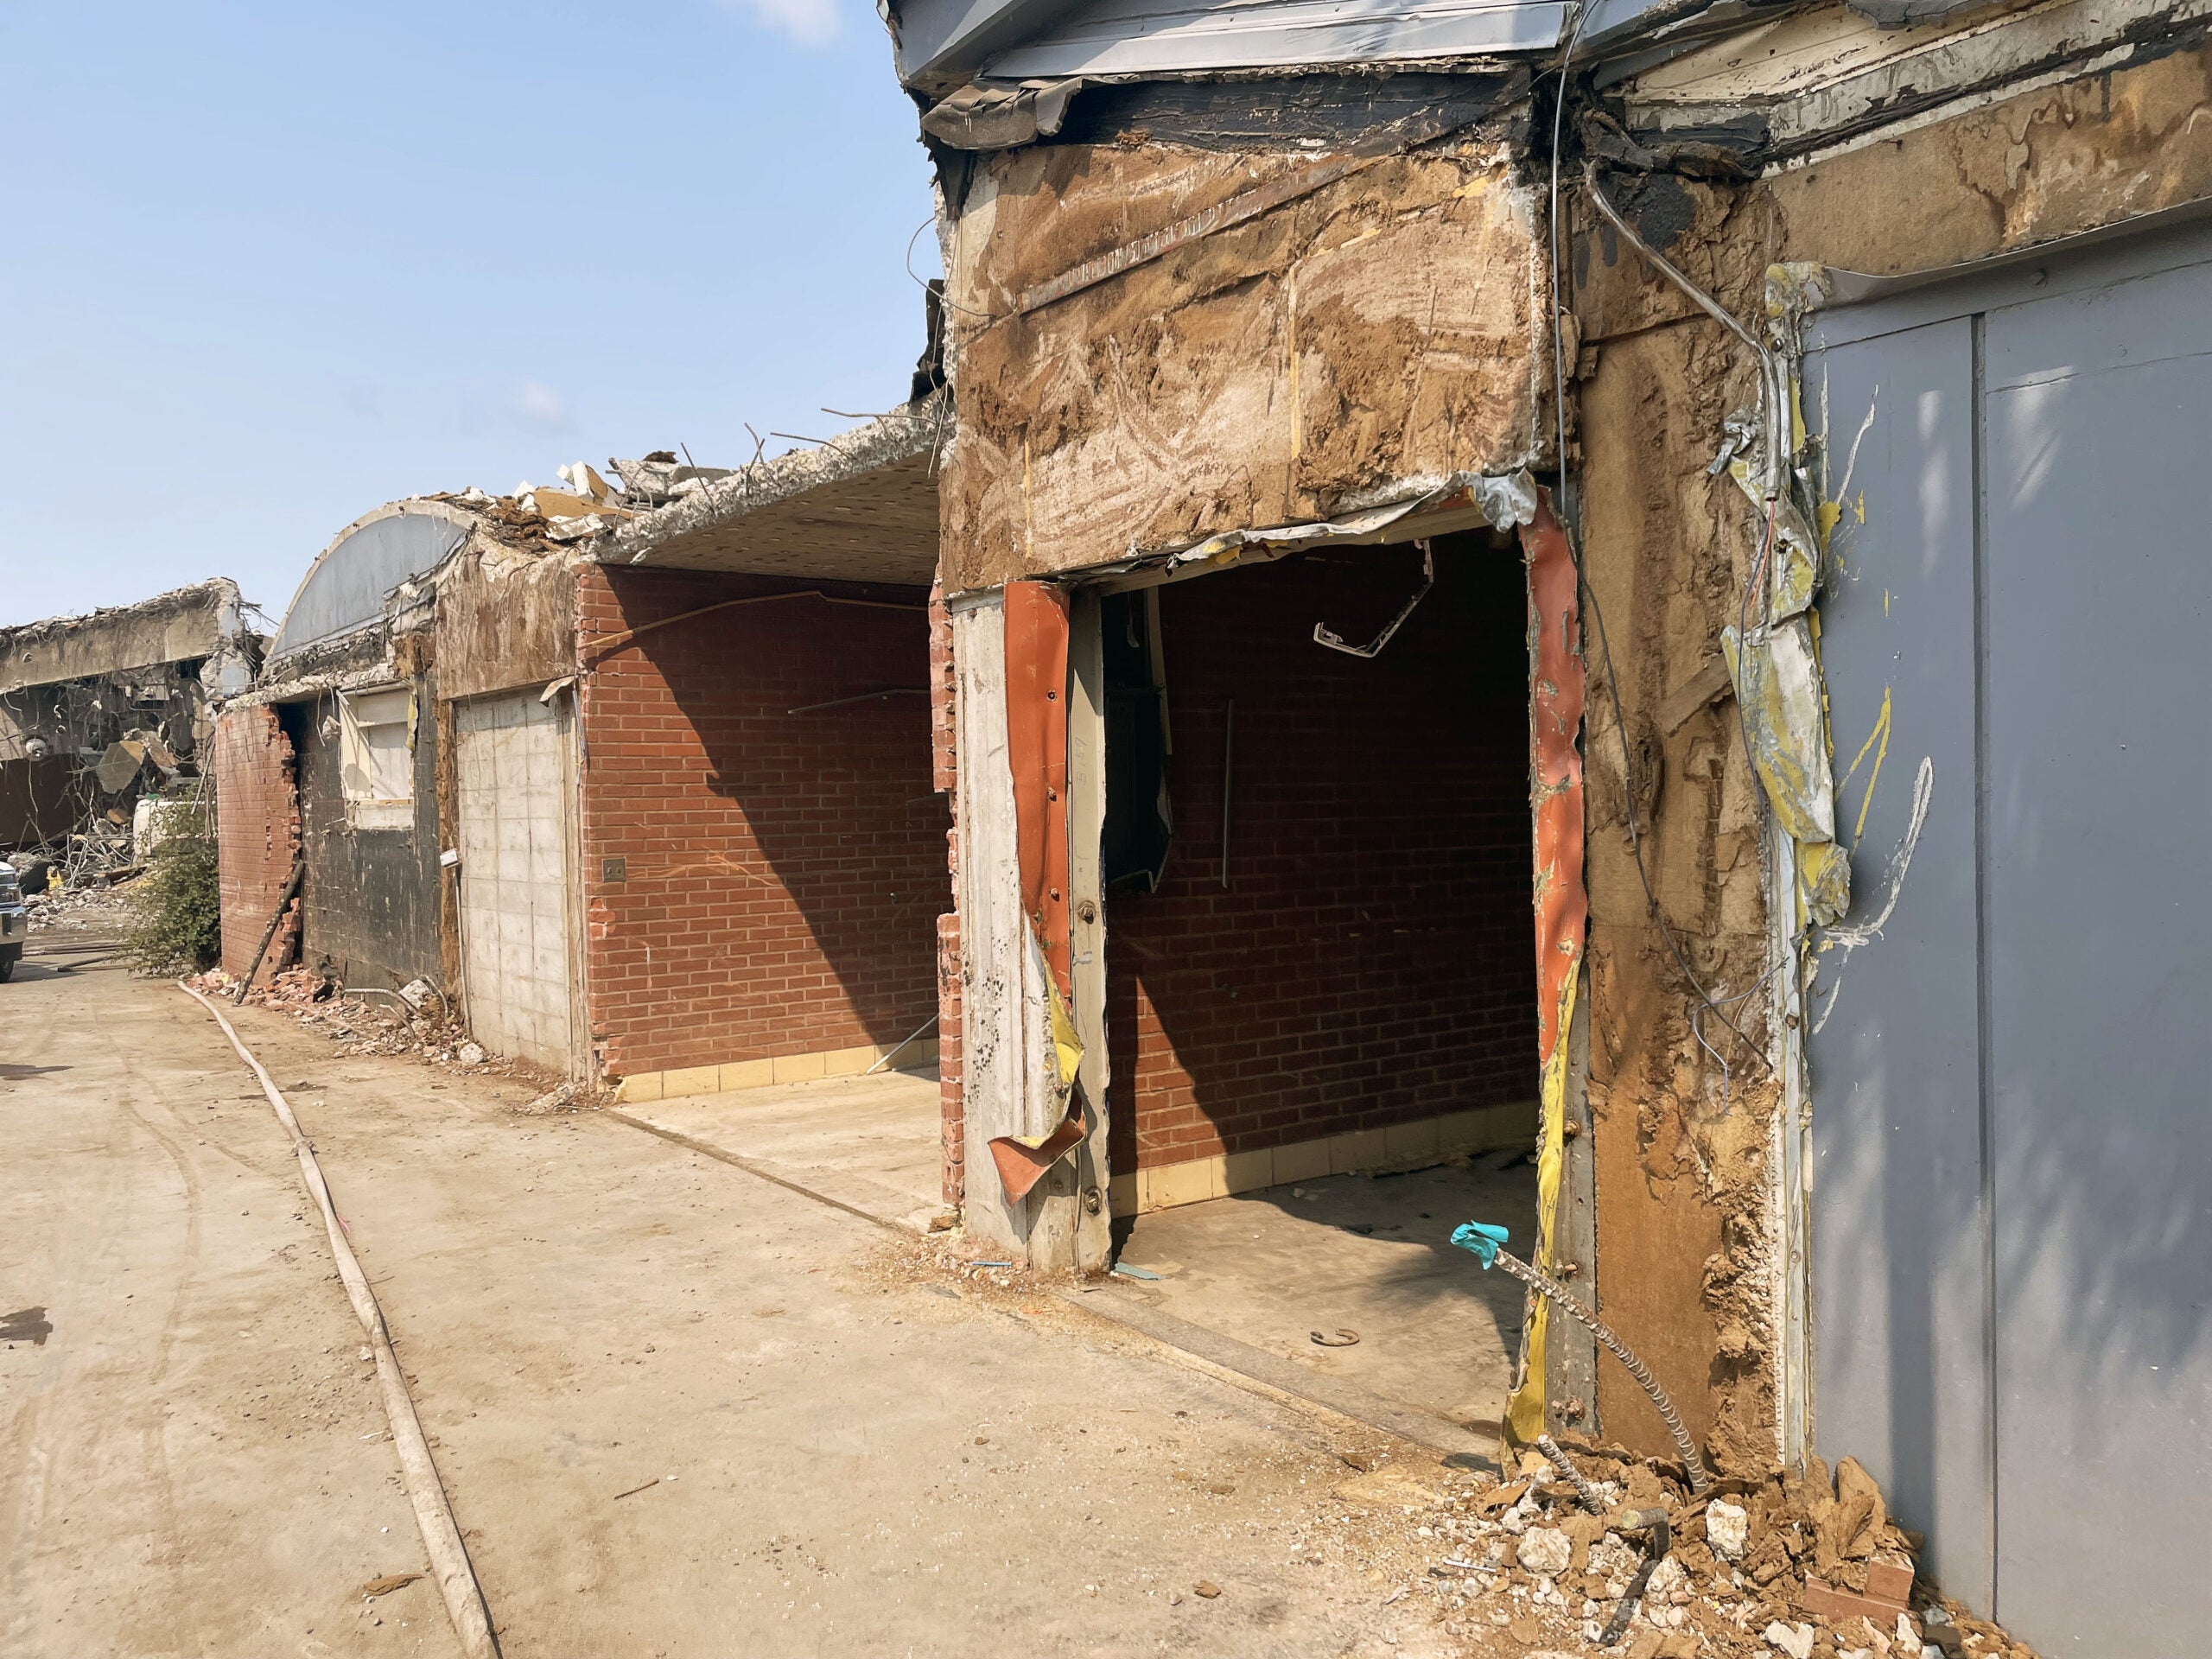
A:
[1544,62,1777,1076]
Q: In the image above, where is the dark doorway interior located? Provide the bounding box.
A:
[1097,530,1542,1433]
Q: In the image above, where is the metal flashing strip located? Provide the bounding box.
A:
[1071,469,1540,597]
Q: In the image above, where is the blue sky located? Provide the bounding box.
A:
[0,1,938,628]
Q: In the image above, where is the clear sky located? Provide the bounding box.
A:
[0,1,938,628]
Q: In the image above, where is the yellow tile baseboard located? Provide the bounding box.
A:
[613,1039,940,1103]
[1110,1100,1536,1217]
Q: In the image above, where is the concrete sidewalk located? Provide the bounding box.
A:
[7,946,1506,1657]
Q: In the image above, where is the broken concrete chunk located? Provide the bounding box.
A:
[1706,1497,1750,1560]
[1764,1621,1816,1659]
[1518,1527,1573,1578]
[457,1042,486,1066]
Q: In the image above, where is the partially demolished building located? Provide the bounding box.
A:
[885,0,2211,1649]
[213,406,950,1093]
[0,579,259,861]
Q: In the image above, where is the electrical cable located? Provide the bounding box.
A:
[1541,17,1773,1077]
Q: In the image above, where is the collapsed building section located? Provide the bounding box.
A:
[891,0,2212,1650]
[0,578,259,868]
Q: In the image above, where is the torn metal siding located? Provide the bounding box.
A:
[983,0,1567,79]
[1610,0,2212,167]
[268,504,473,662]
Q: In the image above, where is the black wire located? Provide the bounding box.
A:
[1542,12,1773,1077]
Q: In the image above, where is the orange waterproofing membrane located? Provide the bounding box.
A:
[990,581,1085,1203]
[1004,581,1072,998]
[1508,490,1589,1446]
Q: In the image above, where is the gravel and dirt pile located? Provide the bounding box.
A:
[184,964,604,1113]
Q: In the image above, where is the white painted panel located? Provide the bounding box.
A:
[988,0,1564,78]
[952,596,1038,1252]
[456,691,577,1074]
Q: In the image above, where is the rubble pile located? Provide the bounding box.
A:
[1320,1444,2033,1659]
[187,966,597,1109]
[22,868,138,932]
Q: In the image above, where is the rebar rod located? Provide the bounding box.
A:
[1491,1245,1712,1497]
[1537,1433,1606,1515]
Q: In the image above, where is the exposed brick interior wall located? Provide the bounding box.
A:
[928,579,963,1205]
[1107,537,1538,1173]
[578,567,947,1080]
[211,705,301,985]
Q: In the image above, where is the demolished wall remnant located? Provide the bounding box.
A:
[938,129,1548,593]
[210,705,302,988]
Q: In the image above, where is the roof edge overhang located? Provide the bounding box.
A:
[601,392,946,588]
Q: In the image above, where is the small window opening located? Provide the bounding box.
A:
[340,686,414,830]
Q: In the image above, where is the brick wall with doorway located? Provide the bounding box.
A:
[1105,538,1538,1179]
[577,566,947,1085]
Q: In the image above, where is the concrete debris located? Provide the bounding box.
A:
[606,451,736,508]
[185,966,578,1102]
[1305,1440,2048,1659]
[23,868,137,932]
[1764,1620,1816,1658]
[1706,1497,1750,1561]
[1518,1527,1573,1578]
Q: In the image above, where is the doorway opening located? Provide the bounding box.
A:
[1095,530,1542,1436]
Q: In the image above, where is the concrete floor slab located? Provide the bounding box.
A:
[622,1069,944,1230]
[1108,1161,1541,1437]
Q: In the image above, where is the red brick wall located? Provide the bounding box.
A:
[577,567,947,1080]
[209,705,300,985]
[1108,538,1538,1173]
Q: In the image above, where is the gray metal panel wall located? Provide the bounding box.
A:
[1804,316,1993,1607]
[1978,257,2212,1652]
[1808,233,2212,1656]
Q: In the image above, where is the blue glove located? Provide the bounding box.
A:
[1451,1221,1511,1268]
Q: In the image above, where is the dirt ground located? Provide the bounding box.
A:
[8,930,2007,1659]
[1,932,1523,1658]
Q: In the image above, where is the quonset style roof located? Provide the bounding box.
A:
[268,501,476,662]
[889,0,1692,93]
[602,394,945,588]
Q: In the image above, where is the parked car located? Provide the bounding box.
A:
[0,859,25,982]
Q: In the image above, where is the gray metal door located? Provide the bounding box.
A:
[1807,229,2212,1656]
